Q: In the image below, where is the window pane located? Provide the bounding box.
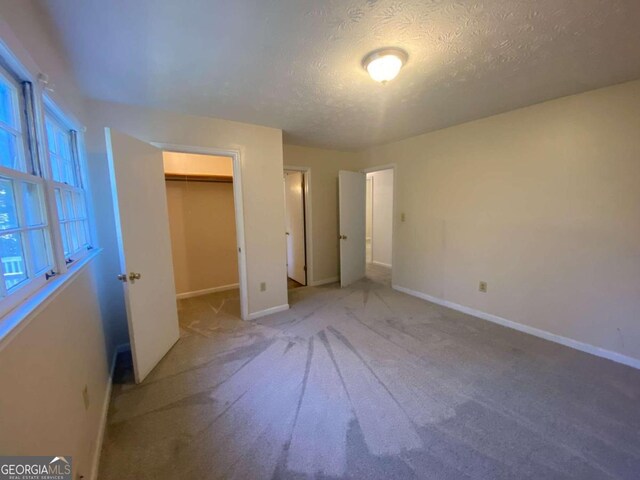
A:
[63,190,73,219]
[22,182,45,226]
[56,130,71,184]
[28,228,50,274]
[64,158,76,186]
[0,178,19,230]
[53,154,64,183]
[45,119,57,155]
[52,154,63,183]
[55,188,65,220]
[0,232,27,289]
[47,125,64,183]
[61,223,70,256]
[0,128,20,170]
[73,191,86,218]
[0,81,16,128]
[69,221,79,252]
[75,220,87,247]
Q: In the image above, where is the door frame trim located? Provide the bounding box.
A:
[152,142,249,321]
[361,164,396,281]
[283,165,312,288]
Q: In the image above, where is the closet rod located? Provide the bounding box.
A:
[164,174,233,183]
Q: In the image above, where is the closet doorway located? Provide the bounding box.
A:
[163,150,244,318]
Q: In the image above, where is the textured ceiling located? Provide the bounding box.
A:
[42,0,640,150]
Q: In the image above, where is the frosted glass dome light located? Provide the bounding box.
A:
[363,48,408,83]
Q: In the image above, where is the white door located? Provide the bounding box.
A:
[284,171,306,285]
[339,170,366,287]
[105,128,180,383]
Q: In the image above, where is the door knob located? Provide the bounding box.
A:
[339,234,348,240]
[129,272,142,283]
[117,274,127,282]
[285,232,290,236]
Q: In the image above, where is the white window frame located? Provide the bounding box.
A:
[43,105,92,265]
[0,170,55,316]
[0,65,56,316]
[0,53,94,319]
[0,67,29,172]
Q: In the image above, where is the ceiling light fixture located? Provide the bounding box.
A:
[362,48,408,84]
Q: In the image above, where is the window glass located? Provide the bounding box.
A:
[73,191,85,217]
[0,232,27,290]
[0,81,14,126]
[77,221,87,247]
[63,190,73,216]
[0,73,26,173]
[70,222,79,252]
[45,119,56,157]
[28,228,50,274]
[54,188,64,219]
[0,129,19,170]
[49,125,90,261]
[22,182,44,227]
[0,178,19,231]
[46,116,77,186]
[60,223,70,256]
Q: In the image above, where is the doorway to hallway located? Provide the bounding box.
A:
[365,167,394,281]
[284,168,309,290]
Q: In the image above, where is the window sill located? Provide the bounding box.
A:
[0,247,103,350]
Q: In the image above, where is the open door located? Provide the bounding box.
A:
[106,128,180,383]
[338,170,366,287]
[284,171,306,285]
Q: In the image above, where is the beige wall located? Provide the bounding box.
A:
[166,180,238,294]
[0,3,113,479]
[356,80,640,363]
[0,263,110,478]
[283,144,360,284]
[85,99,288,320]
[163,151,233,177]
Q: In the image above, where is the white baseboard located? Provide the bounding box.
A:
[176,283,239,299]
[247,303,289,320]
[90,342,129,480]
[310,276,339,287]
[371,261,392,268]
[393,285,640,371]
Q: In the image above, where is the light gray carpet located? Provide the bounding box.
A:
[99,266,640,479]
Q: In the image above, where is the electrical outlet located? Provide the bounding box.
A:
[260,282,266,292]
[82,385,90,410]
[479,281,488,293]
